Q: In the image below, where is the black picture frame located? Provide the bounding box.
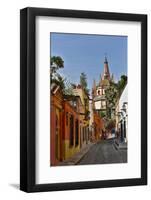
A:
[20,7,147,192]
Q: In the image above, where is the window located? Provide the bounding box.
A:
[69,115,74,146]
[66,112,68,126]
[124,120,126,138]
[55,114,59,159]
[83,127,85,142]
[88,127,89,141]
[86,127,88,144]
[75,119,79,146]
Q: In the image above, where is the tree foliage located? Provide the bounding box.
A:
[117,75,127,97]
[80,72,89,95]
[51,73,65,90]
[100,111,106,118]
[51,56,64,69]
[50,56,64,78]
[105,75,127,119]
[63,79,74,95]
[50,56,74,95]
[105,81,118,119]
[50,56,65,90]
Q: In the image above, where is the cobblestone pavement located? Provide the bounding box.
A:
[77,139,127,165]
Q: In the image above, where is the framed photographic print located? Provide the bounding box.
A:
[20,7,147,192]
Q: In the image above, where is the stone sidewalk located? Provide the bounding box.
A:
[58,142,95,166]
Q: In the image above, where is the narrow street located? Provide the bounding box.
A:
[77,139,127,165]
[50,37,128,167]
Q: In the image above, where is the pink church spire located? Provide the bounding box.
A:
[103,56,110,80]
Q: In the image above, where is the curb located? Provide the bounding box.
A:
[75,144,94,164]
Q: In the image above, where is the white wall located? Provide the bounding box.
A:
[0,0,150,199]
[119,84,128,110]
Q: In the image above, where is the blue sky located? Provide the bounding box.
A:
[50,33,127,90]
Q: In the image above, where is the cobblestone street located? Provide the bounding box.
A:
[77,139,127,165]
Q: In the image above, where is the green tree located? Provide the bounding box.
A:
[50,56,75,95]
[105,75,127,119]
[105,81,118,119]
[117,75,127,97]
[100,111,106,118]
[63,79,74,95]
[51,73,65,90]
[51,56,64,69]
[50,56,64,78]
[80,72,89,94]
[50,56,65,90]
[80,72,90,120]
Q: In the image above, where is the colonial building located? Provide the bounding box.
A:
[73,84,91,148]
[92,57,112,115]
[50,83,64,166]
[50,83,91,166]
[115,84,128,144]
[62,95,82,160]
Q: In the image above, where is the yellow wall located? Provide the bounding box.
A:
[63,140,80,160]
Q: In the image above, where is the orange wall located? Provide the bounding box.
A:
[94,112,104,139]
[50,94,81,165]
[50,92,63,166]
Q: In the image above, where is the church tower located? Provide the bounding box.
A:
[92,56,112,113]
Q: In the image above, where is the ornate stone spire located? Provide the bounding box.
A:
[103,56,110,80]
